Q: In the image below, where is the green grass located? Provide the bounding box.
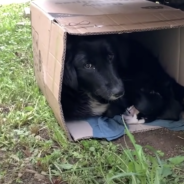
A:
[0,2,184,184]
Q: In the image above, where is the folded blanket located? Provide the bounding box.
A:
[66,106,184,141]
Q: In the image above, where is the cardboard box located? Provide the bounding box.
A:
[30,0,184,141]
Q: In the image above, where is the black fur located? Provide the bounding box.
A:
[61,35,125,121]
[61,34,184,122]
[116,37,184,122]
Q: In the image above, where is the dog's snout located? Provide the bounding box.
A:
[111,86,124,99]
[114,91,123,98]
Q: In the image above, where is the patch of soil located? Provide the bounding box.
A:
[19,172,50,184]
[114,128,184,159]
[0,104,10,113]
[39,127,50,140]
[0,163,50,184]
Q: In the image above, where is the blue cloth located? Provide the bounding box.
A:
[87,115,126,141]
[146,119,184,131]
[86,115,184,141]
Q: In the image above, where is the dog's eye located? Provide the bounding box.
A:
[84,63,95,69]
[108,54,114,62]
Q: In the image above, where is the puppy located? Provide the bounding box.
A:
[116,37,184,122]
[134,89,183,123]
[134,89,165,122]
[156,79,183,121]
[61,35,125,121]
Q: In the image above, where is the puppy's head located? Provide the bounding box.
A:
[63,35,124,101]
[134,88,164,117]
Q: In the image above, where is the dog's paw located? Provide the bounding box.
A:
[123,114,145,124]
[137,119,145,124]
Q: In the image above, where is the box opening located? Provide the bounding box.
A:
[61,28,184,141]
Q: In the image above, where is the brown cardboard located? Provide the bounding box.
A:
[30,0,184,141]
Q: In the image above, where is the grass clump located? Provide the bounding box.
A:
[0,2,184,184]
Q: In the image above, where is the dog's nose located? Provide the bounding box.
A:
[114,92,123,98]
[112,87,124,98]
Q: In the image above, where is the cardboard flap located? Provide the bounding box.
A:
[33,0,184,34]
[66,120,161,141]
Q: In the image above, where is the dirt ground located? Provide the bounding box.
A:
[114,128,184,159]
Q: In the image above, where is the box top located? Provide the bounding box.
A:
[33,0,184,35]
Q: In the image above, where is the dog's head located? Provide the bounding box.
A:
[63,35,124,101]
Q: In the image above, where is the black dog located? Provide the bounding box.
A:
[120,71,165,122]
[134,79,183,122]
[115,36,184,122]
[61,35,125,121]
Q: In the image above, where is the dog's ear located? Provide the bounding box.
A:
[109,34,130,69]
[63,39,78,90]
[63,64,78,90]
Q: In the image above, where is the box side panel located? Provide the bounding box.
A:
[131,28,181,84]
[32,27,45,94]
[46,22,71,139]
[47,22,65,100]
[179,27,184,86]
[31,3,51,94]
[44,84,72,140]
[31,3,71,139]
